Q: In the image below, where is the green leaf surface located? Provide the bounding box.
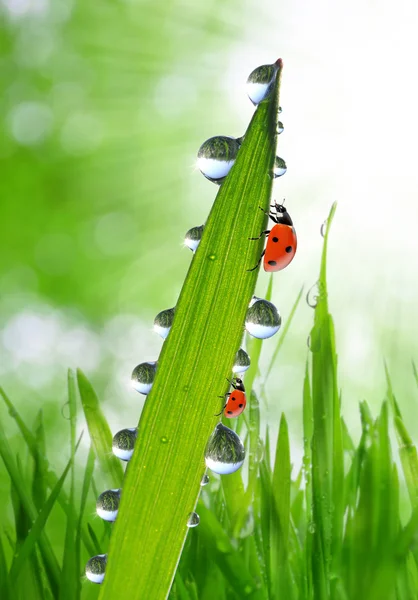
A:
[0,415,61,596]
[9,454,72,585]
[100,60,283,600]
[77,369,124,487]
[0,386,95,557]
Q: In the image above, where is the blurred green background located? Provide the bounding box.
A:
[1,0,418,513]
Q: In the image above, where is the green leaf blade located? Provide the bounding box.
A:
[100,62,283,600]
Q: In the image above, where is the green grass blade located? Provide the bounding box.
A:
[0,534,11,599]
[31,410,48,512]
[77,369,124,487]
[99,60,284,599]
[194,504,264,599]
[0,417,61,596]
[302,358,313,599]
[9,454,72,586]
[270,413,291,597]
[60,370,79,600]
[244,275,274,396]
[395,416,418,509]
[0,386,94,557]
[77,446,97,560]
[263,285,304,384]
[413,361,418,391]
[309,202,338,598]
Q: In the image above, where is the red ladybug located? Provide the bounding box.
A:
[248,201,297,272]
[216,378,246,418]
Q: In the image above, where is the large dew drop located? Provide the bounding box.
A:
[154,307,175,339]
[85,554,107,584]
[96,488,121,522]
[205,423,245,475]
[246,59,282,105]
[131,361,157,395]
[197,136,240,184]
[277,121,284,134]
[273,156,287,178]
[233,348,251,374]
[184,224,204,252]
[112,427,137,461]
[186,512,200,528]
[245,298,281,339]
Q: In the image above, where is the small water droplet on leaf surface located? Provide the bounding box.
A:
[273,156,287,178]
[186,512,200,528]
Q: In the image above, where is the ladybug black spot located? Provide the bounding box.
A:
[227,410,233,414]
[285,246,292,253]
[239,403,244,408]
[272,236,279,242]
[268,260,277,266]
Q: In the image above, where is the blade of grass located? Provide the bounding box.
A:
[270,413,291,598]
[244,275,274,396]
[60,370,79,600]
[0,417,61,596]
[0,386,95,556]
[194,503,264,599]
[9,452,73,586]
[100,60,284,599]
[77,369,124,488]
[262,285,304,385]
[309,202,338,598]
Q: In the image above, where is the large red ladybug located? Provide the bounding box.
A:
[248,201,297,272]
[215,378,246,418]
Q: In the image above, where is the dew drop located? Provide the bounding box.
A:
[96,489,121,522]
[273,156,287,178]
[246,60,282,105]
[131,361,157,395]
[85,554,107,584]
[112,427,138,461]
[320,219,328,238]
[233,347,251,374]
[277,121,284,135]
[208,254,216,261]
[154,307,175,339]
[200,473,210,486]
[308,522,316,534]
[184,224,204,252]
[245,298,281,339]
[61,401,70,421]
[197,136,240,184]
[186,512,200,528]
[160,436,168,444]
[205,423,245,475]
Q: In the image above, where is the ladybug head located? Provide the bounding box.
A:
[273,201,286,214]
[234,378,245,391]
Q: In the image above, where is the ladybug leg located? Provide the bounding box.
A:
[248,229,270,241]
[226,378,237,389]
[247,250,265,272]
[214,404,227,416]
[258,206,278,223]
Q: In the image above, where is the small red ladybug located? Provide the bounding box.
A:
[215,378,247,418]
[248,201,297,272]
